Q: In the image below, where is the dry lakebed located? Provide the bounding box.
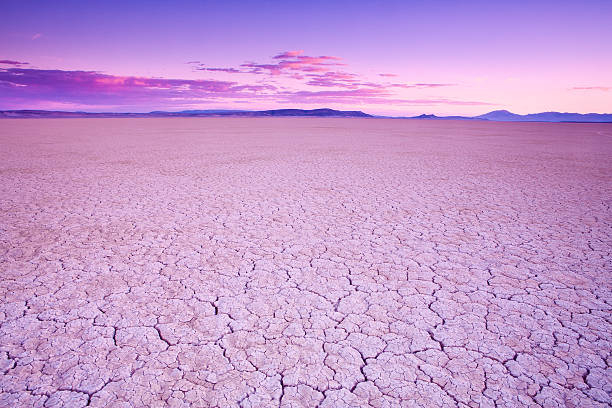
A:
[0,118,611,407]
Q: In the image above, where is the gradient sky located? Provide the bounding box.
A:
[1,0,611,115]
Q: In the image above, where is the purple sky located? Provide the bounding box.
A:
[1,0,611,115]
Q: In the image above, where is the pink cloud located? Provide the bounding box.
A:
[413,83,456,88]
[240,56,343,75]
[231,84,277,92]
[198,67,244,74]
[306,76,389,90]
[0,60,29,66]
[388,83,456,89]
[193,52,457,97]
[389,83,414,89]
[32,33,42,40]
[0,51,480,111]
[240,62,284,75]
[0,68,267,108]
[304,75,455,92]
[305,71,359,88]
[273,50,304,59]
[4,68,236,92]
[224,51,345,76]
[2,67,419,108]
[571,86,610,91]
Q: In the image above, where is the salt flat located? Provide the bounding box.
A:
[0,118,610,407]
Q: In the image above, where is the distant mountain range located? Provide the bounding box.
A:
[1,108,611,122]
[407,113,482,121]
[475,110,612,122]
[0,108,372,119]
[399,110,612,122]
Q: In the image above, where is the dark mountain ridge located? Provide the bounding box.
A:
[474,110,612,122]
[1,108,611,122]
[403,110,612,122]
[0,108,372,119]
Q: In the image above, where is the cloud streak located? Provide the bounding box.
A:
[571,86,610,92]
[192,52,457,94]
[1,51,487,110]
[0,60,29,66]
[273,50,304,59]
[0,68,272,108]
[199,67,243,74]
[194,51,344,76]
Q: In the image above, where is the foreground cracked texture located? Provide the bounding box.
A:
[0,118,611,407]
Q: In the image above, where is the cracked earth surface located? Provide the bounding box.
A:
[0,118,611,407]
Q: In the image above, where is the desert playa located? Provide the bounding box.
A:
[0,118,610,407]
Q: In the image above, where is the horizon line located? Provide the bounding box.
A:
[1,107,612,117]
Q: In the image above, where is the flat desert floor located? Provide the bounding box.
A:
[0,118,611,407]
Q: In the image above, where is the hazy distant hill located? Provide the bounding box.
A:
[258,108,371,117]
[0,110,148,118]
[405,114,480,121]
[1,108,611,122]
[400,110,612,122]
[0,108,372,119]
[475,110,612,122]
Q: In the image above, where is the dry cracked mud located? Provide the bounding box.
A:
[0,118,611,407]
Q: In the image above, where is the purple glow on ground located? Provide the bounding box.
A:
[0,118,611,406]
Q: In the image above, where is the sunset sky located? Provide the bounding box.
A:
[1,0,611,115]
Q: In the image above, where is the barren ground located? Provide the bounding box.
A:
[0,118,611,407]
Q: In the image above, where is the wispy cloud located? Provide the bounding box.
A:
[0,68,270,108]
[199,67,243,74]
[241,54,343,75]
[304,71,360,88]
[194,51,344,76]
[273,50,304,59]
[1,51,487,110]
[192,52,457,94]
[571,86,610,91]
[413,83,456,88]
[32,33,42,40]
[388,83,456,89]
[0,60,29,66]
